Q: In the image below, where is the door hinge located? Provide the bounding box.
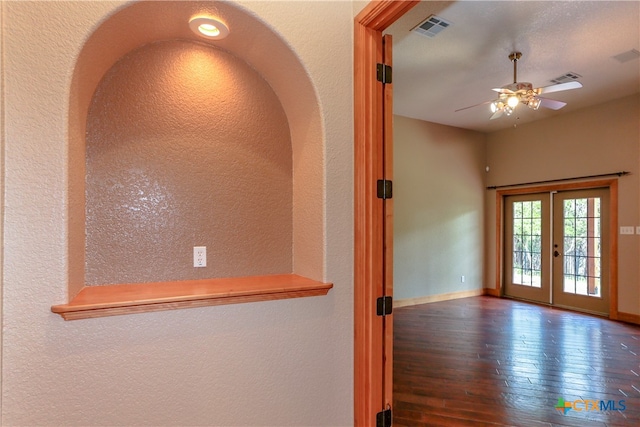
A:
[377,296,392,316]
[377,179,393,199]
[376,63,392,84]
[376,408,392,427]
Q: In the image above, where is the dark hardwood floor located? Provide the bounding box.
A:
[393,296,640,426]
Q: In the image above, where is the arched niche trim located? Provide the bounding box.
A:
[54,0,330,320]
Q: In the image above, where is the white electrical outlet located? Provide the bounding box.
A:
[636,226,640,235]
[194,246,206,267]
[620,226,635,235]
[461,275,465,283]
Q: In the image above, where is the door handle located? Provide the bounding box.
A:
[554,250,561,257]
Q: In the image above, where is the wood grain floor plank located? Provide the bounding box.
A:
[393,296,640,426]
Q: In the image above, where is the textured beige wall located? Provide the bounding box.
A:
[485,94,640,315]
[85,40,293,285]
[393,115,487,300]
[2,1,353,425]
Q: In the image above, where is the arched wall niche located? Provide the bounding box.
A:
[85,39,294,286]
[60,0,328,318]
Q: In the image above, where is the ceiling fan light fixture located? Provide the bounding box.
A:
[528,98,541,110]
[491,100,505,113]
[457,51,582,121]
[507,95,519,108]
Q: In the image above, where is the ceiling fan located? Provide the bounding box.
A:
[456,51,582,120]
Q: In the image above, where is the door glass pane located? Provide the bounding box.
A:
[512,200,542,288]
[563,197,601,297]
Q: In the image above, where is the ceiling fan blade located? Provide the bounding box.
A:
[538,97,567,110]
[490,110,504,120]
[536,81,583,94]
[455,100,492,112]
[492,87,515,94]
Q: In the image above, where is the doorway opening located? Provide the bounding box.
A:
[498,180,618,316]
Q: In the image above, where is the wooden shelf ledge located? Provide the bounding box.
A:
[51,274,333,320]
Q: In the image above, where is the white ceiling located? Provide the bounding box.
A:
[386,1,640,133]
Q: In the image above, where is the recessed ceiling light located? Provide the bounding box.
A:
[189,16,229,40]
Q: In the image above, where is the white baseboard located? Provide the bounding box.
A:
[394,288,485,308]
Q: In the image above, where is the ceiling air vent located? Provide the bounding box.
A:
[613,49,640,63]
[550,72,582,84]
[412,15,452,38]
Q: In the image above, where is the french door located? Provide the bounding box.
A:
[504,193,552,304]
[504,187,610,315]
[552,188,610,314]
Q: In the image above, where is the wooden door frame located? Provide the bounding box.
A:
[354,1,419,425]
[493,179,619,319]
